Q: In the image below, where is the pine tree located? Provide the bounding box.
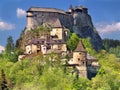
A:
[5,36,14,54]
[0,69,9,90]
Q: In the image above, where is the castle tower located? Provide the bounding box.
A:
[26,10,33,30]
[69,5,73,13]
[73,40,87,78]
[50,18,65,40]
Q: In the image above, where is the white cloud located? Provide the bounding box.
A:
[0,20,15,30]
[0,45,5,53]
[96,22,120,34]
[17,8,26,18]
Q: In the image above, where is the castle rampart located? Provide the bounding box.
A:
[26,6,89,31]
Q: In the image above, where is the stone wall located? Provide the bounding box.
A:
[73,52,87,64]
[17,6,103,51]
[51,28,63,40]
[26,11,73,30]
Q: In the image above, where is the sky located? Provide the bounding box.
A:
[0,0,120,51]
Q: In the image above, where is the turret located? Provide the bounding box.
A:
[69,5,73,13]
[26,9,34,30]
[73,40,87,78]
[73,40,87,64]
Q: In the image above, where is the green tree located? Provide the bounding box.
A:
[90,53,120,90]
[72,78,90,90]
[81,38,96,55]
[5,36,14,54]
[4,36,23,62]
[0,69,9,90]
[109,46,120,58]
[67,33,79,51]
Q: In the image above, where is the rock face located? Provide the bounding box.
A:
[16,5,103,51]
[72,8,103,50]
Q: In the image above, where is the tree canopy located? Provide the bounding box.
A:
[67,33,79,51]
[5,36,14,54]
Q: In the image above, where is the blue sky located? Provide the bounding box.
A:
[0,0,120,51]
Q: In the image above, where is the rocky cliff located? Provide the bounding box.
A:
[16,6,103,51]
[72,7,103,50]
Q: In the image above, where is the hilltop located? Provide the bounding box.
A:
[16,5,103,51]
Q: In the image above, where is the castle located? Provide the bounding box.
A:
[26,5,90,31]
[25,5,90,54]
[68,40,99,79]
[20,5,100,79]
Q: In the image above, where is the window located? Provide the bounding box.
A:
[58,45,61,50]
[43,47,46,50]
[82,61,84,65]
[78,58,80,61]
[42,41,44,44]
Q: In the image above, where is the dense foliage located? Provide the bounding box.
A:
[0,54,74,90]
[67,33,95,55]
[67,33,79,51]
[5,36,14,54]
[0,51,120,90]
[0,37,120,89]
[4,36,24,62]
[103,39,120,57]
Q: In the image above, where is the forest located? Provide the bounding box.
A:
[103,39,120,58]
[0,35,120,90]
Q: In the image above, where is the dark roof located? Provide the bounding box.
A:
[87,53,98,61]
[27,38,66,45]
[74,40,86,52]
[28,38,45,45]
[27,7,66,14]
[75,6,88,10]
[46,37,66,44]
[53,18,62,28]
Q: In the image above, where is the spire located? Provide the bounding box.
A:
[69,4,73,9]
[69,5,73,12]
[74,40,86,52]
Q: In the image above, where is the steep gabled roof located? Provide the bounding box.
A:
[53,18,62,28]
[74,40,86,52]
[28,38,45,45]
[27,37,66,46]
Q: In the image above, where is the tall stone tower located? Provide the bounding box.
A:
[26,11,33,30]
[73,40,87,78]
